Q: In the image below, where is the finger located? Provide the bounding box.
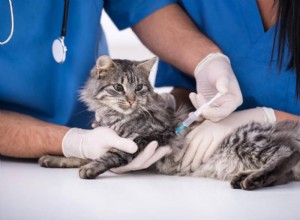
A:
[181,134,203,169]
[111,141,158,173]
[189,92,207,109]
[190,137,213,171]
[110,165,131,174]
[202,140,220,163]
[95,112,101,122]
[185,123,202,140]
[189,92,199,109]
[140,145,172,169]
[202,102,236,122]
[113,138,138,154]
[184,124,202,151]
[216,76,229,94]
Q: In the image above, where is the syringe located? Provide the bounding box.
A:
[175,92,224,134]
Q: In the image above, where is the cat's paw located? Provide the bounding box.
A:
[39,155,55,168]
[240,171,276,190]
[231,170,270,190]
[79,162,106,179]
[230,171,253,189]
[79,166,97,179]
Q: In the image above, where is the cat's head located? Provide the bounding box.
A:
[81,55,157,115]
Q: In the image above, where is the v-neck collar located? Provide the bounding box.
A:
[239,0,276,44]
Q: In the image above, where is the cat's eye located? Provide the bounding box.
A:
[114,84,124,92]
[135,84,143,92]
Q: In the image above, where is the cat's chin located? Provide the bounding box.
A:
[110,106,136,115]
[116,105,138,115]
[120,108,136,115]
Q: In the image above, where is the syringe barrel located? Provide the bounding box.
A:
[182,113,197,127]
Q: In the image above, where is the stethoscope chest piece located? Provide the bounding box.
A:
[52,37,67,63]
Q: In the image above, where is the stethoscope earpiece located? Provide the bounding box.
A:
[52,0,69,64]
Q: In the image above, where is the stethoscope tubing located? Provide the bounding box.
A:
[0,0,14,45]
[61,0,69,37]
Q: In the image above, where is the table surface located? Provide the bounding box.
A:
[1,156,300,220]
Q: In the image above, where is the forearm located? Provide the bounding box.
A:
[132,3,221,76]
[274,110,300,122]
[0,110,69,158]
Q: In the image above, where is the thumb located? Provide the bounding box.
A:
[216,76,229,94]
[113,138,138,154]
[189,92,207,109]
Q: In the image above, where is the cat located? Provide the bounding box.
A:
[39,55,300,190]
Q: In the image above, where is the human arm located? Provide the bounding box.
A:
[0,110,168,172]
[0,110,138,159]
[275,110,300,122]
[132,3,220,76]
[133,4,242,120]
[0,110,67,158]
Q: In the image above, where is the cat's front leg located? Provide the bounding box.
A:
[79,150,134,179]
[39,155,90,168]
[79,161,107,179]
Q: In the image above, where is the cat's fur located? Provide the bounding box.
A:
[39,56,300,190]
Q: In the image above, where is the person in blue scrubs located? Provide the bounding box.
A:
[0,0,176,168]
[2,1,222,172]
[132,0,300,171]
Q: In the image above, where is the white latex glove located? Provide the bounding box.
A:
[62,127,138,160]
[111,141,171,173]
[193,52,243,122]
[181,107,276,172]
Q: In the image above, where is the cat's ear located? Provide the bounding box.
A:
[137,57,157,77]
[94,55,113,77]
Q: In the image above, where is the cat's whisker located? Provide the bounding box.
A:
[138,107,148,119]
[140,106,154,121]
[73,109,89,116]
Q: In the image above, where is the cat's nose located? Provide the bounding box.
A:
[127,100,135,105]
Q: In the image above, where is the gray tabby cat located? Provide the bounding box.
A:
[39,55,300,190]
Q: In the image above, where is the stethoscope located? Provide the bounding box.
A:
[0,0,70,64]
[52,0,70,63]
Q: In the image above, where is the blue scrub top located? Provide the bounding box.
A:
[155,0,300,115]
[0,0,176,128]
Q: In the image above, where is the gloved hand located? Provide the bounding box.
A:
[193,52,243,122]
[111,141,171,173]
[62,127,138,160]
[181,107,276,172]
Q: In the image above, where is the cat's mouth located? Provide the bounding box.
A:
[119,103,137,114]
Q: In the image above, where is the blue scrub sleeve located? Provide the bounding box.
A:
[104,0,178,30]
[155,61,196,91]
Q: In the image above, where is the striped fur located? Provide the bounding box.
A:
[39,57,300,190]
